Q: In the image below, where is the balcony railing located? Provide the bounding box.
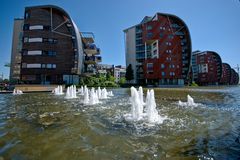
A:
[81,32,95,44]
[84,44,100,55]
[85,56,102,64]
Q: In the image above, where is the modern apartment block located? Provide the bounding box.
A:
[124,13,192,85]
[10,18,24,83]
[220,63,231,85]
[10,5,101,84]
[114,65,126,83]
[96,64,114,76]
[191,51,222,85]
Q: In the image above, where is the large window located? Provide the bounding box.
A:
[147,63,153,74]
[44,64,57,69]
[43,51,57,56]
[26,64,41,68]
[27,50,42,55]
[28,38,43,43]
[43,38,57,44]
[29,25,44,30]
[23,37,57,44]
[147,25,152,30]
[147,33,153,39]
[161,64,165,69]
[22,63,56,69]
[23,24,50,31]
[159,33,164,38]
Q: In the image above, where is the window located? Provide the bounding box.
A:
[26,64,41,68]
[147,63,153,73]
[43,38,57,44]
[153,50,157,55]
[147,33,153,38]
[147,25,152,30]
[22,50,28,55]
[28,38,43,43]
[166,42,172,46]
[43,26,51,30]
[22,63,27,68]
[170,72,175,76]
[168,35,174,39]
[23,37,29,43]
[159,33,164,38]
[23,24,29,31]
[29,25,43,30]
[47,51,57,56]
[45,64,56,69]
[25,11,30,19]
[47,64,52,69]
[161,64,165,69]
[166,50,172,54]
[169,64,175,68]
[166,57,172,61]
[27,50,42,55]
[162,72,165,76]
[153,42,157,48]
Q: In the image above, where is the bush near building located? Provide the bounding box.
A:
[79,75,118,87]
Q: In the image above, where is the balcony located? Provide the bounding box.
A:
[84,56,102,64]
[81,32,95,44]
[84,44,100,55]
[96,56,102,62]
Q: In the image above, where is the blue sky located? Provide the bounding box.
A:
[0,0,240,79]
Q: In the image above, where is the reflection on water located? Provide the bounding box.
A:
[0,86,240,159]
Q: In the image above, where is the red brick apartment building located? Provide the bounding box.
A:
[124,13,191,85]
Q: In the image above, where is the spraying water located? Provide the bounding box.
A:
[53,85,64,95]
[13,89,23,95]
[178,94,198,107]
[65,85,77,99]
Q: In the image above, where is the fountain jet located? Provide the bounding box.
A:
[65,85,77,99]
[53,85,64,95]
[13,89,23,95]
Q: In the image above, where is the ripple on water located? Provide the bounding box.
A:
[0,87,240,159]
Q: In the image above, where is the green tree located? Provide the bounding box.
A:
[106,71,111,81]
[119,77,126,85]
[125,64,134,82]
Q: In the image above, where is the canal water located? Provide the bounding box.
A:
[0,86,240,159]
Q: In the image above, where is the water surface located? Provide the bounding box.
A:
[0,86,240,159]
